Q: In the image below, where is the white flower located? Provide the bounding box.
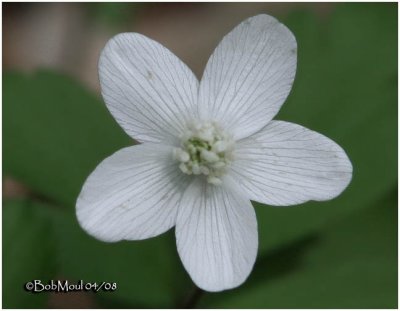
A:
[76,14,352,292]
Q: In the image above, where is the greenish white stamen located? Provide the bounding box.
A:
[173,121,234,185]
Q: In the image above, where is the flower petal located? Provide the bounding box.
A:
[231,121,353,206]
[76,144,190,242]
[175,177,258,292]
[198,14,297,140]
[99,33,199,144]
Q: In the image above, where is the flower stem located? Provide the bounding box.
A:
[179,286,204,309]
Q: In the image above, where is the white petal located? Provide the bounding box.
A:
[175,177,258,292]
[76,144,190,242]
[198,14,297,140]
[99,33,199,144]
[231,121,353,206]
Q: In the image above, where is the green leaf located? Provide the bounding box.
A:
[3,199,58,308]
[200,190,397,308]
[53,209,191,308]
[256,3,398,253]
[3,70,132,208]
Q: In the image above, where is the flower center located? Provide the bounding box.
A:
[173,121,234,185]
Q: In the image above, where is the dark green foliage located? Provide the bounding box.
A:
[3,200,57,308]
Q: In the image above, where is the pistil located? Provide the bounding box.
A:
[173,121,234,185]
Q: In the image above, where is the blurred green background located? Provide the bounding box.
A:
[3,2,397,308]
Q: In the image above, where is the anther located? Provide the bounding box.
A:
[173,121,234,185]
